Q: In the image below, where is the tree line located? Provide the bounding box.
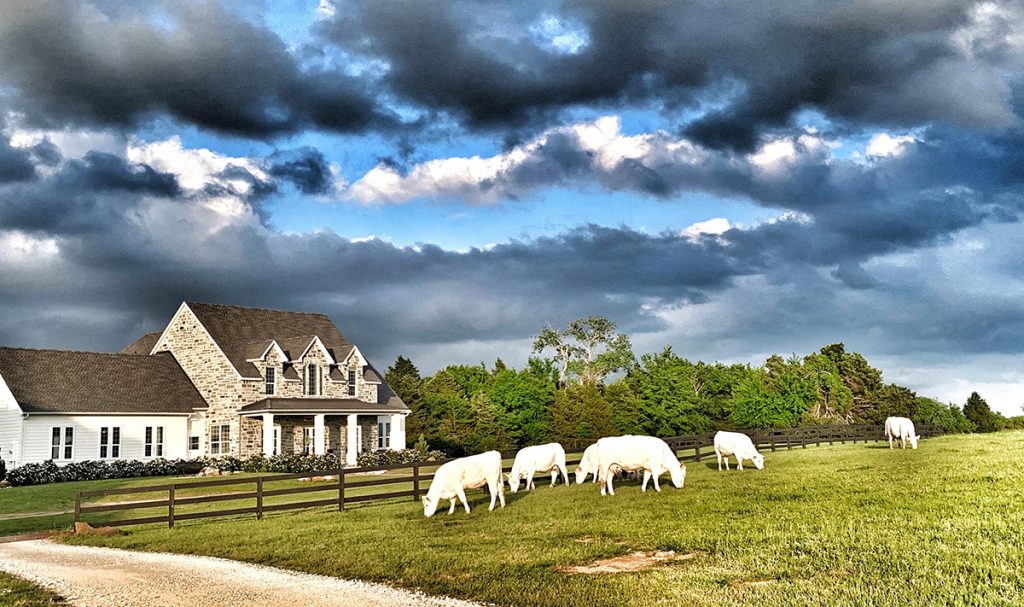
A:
[385,316,1023,456]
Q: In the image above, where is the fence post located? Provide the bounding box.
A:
[168,486,175,529]
[338,468,346,512]
[74,492,81,526]
[801,429,807,449]
[770,432,776,452]
[828,428,834,446]
[256,477,264,521]
[694,444,701,461]
[413,464,421,501]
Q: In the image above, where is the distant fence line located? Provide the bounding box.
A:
[74,423,942,530]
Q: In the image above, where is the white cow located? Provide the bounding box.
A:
[713,431,765,471]
[508,443,569,492]
[885,417,920,449]
[595,435,686,496]
[575,444,601,484]
[422,451,506,517]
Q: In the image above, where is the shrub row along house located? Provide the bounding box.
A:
[0,302,408,468]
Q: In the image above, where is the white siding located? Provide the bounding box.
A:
[0,373,24,468]
[21,414,190,464]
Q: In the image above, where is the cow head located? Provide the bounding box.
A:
[508,473,522,493]
[752,452,765,470]
[670,461,686,488]
[422,495,439,517]
[575,465,590,485]
[909,434,920,449]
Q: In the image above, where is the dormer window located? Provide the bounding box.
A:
[265,367,276,395]
[306,364,320,396]
[347,368,356,396]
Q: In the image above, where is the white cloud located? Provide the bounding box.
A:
[126,136,268,193]
[680,217,732,241]
[866,132,917,158]
[529,14,589,55]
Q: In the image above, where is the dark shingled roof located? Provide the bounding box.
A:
[0,347,208,414]
[185,302,352,378]
[121,332,161,355]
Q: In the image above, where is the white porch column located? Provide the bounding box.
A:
[261,413,275,456]
[390,414,406,450]
[346,414,358,466]
[313,414,326,456]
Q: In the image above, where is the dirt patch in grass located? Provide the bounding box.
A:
[556,550,699,574]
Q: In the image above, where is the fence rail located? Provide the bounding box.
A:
[74,423,941,529]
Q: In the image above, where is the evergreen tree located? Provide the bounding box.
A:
[964,391,1002,433]
[550,382,613,447]
[386,356,427,440]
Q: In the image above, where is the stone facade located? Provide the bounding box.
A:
[150,303,401,459]
[153,305,249,455]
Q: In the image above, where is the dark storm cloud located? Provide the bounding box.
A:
[267,148,333,195]
[0,137,37,183]
[319,0,1020,148]
[0,1,390,137]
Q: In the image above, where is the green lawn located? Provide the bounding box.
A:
[62,431,1024,606]
[0,572,67,606]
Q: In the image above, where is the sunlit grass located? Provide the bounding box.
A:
[64,431,1024,606]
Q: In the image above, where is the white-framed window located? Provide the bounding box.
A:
[377,418,391,450]
[347,368,356,396]
[189,436,200,451]
[210,424,231,455]
[50,426,74,460]
[305,364,320,396]
[302,427,315,455]
[265,367,276,395]
[273,425,282,456]
[145,426,164,457]
[99,426,121,459]
[355,425,364,454]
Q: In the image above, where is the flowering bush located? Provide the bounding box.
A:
[356,448,444,468]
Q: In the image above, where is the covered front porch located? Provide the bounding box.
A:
[239,398,408,465]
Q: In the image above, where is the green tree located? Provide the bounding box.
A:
[913,397,974,433]
[465,392,516,454]
[386,356,427,439]
[730,367,813,428]
[533,316,633,386]
[870,383,918,423]
[964,391,1003,433]
[487,358,556,447]
[550,382,614,447]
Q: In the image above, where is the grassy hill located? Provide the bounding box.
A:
[67,431,1024,606]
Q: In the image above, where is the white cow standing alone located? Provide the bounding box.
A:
[885,417,920,449]
[422,451,505,517]
[508,443,569,492]
[713,431,765,471]
[595,435,686,496]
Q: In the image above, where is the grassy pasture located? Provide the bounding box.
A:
[62,431,1024,606]
[0,571,67,606]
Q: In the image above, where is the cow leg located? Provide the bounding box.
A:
[716,450,722,471]
[652,471,661,492]
[550,469,557,487]
[724,455,730,471]
[526,470,535,491]
[738,459,744,471]
[448,498,456,515]
[641,470,651,492]
[888,434,893,449]
[457,487,470,513]
[498,479,505,508]
[488,481,498,511]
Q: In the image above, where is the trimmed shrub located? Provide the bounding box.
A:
[6,461,62,486]
[357,448,444,468]
[0,457,5,482]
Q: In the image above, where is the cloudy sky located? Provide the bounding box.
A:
[1,0,1022,414]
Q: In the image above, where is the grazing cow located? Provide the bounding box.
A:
[885,417,920,449]
[575,444,601,484]
[595,435,686,496]
[713,431,765,471]
[422,451,505,517]
[509,443,569,492]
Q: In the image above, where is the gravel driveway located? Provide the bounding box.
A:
[0,540,488,607]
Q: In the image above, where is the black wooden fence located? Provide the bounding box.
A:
[74,423,941,529]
